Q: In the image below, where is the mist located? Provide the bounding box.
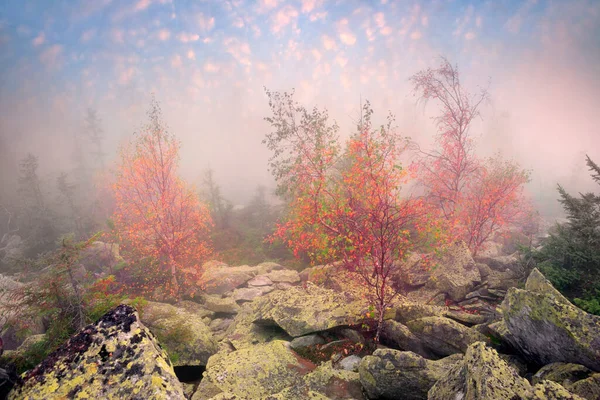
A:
[1,0,599,207]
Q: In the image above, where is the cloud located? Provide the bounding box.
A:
[232,17,245,28]
[80,29,96,42]
[322,34,336,50]
[223,37,252,66]
[39,44,63,68]
[301,0,317,14]
[505,0,538,34]
[118,66,135,85]
[309,11,327,21]
[271,5,299,33]
[171,54,182,68]
[257,0,278,13]
[337,19,356,45]
[178,32,200,43]
[32,32,45,46]
[198,13,215,31]
[476,16,482,28]
[410,31,422,40]
[421,15,429,27]
[135,0,152,11]
[110,28,125,44]
[157,29,171,41]
[335,54,348,67]
[204,62,220,73]
[453,4,474,37]
[187,50,196,60]
[464,31,476,40]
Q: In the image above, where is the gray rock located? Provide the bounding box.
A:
[289,334,325,350]
[338,355,362,372]
[246,275,273,287]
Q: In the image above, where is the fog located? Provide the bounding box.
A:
[1,0,599,210]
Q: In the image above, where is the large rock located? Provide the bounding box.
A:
[200,340,314,398]
[359,349,462,400]
[568,374,600,400]
[405,316,488,357]
[77,241,125,275]
[200,263,256,295]
[270,360,364,399]
[380,320,433,358]
[202,295,241,314]
[501,269,600,371]
[425,241,481,302]
[224,303,292,350]
[9,304,185,399]
[251,284,368,337]
[429,341,585,400]
[138,301,217,366]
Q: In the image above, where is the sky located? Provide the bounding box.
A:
[0,0,599,209]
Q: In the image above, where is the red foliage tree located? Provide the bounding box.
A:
[264,91,439,340]
[411,58,530,256]
[112,97,212,297]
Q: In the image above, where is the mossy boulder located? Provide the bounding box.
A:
[568,373,600,400]
[359,349,462,400]
[9,304,185,399]
[200,264,255,295]
[202,295,241,314]
[429,341,584,400]
[270,360,364,399]
[224,303,292,350]
[251,284,368,337]
[379,320,433,358]
[405,316,488,357]
[425,241,481,302]
[533,363,594,386]
[500,269,600,371]
[138,301,217,366]
[201,340,314,398]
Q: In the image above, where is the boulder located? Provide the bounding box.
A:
[138,301,217,366]
[224,303,292,350]
[77,241,124,275]
[338,355,362,372]
[251,284,368,337]
[202,295,241,314]
[289,334,326,351]
[247,275,273,287]
[393,302,445,324]
[533,363,594,386]
[429,341,584,400]
[359,349,462,400]
[200,263,256,295]
[568,374,600,400]
[232,286,273,302]
[501,269,600,371]
[380,320,433,358]
[270,360,364,399]
[425,241,481,302]
[266,269,301,284]
[8,304,185,399]
[201,340,314,398]
[405,316,488,357]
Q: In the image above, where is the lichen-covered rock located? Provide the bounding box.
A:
[359,349,461,400]
[501,269,600,371]
[138,301,217,366]
[202,340,314,398]
[428,341,531,400]
[251,284,368,337]
[568,373,600,400]
[429,342,585,400]
[202,295,241,314]
[200,264,256,295]
[266,269,301,284]
[393,302,445,324]
[270,360,364,399]
[232,286,273,302]
[533,363,594,386]
[223,303,291,350]
[380,320,433,358]
[425,241,481,302]
[289,334,326,351]
[405,316,488,357]
[9,304,185,399]
[247,275,274,287]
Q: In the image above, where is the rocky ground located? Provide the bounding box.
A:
[1,239,599,399]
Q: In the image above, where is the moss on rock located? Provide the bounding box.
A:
[8,304,185,400]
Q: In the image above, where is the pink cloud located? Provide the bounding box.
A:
[464,31,476,40]
[337,19,356,46]
[322,34,336,50]
[32,32,45,46]
[80,29,96,43]
[187,50,196,60]
[271,5,299,33]
[178,32,200,43]
[309,11,327,21]
[39,44,63,69]
[198,13,215,31]
[410,31,422,40]
[157,29,171,41]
